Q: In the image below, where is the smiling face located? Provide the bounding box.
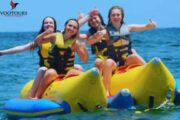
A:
[65,20,79,37]
[110,8,122,26]
[89,15,102,29]
[43,17,55,32]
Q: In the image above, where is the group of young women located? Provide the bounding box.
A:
[0,5,156,98]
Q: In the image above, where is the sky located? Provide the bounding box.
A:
[0,0,180,32]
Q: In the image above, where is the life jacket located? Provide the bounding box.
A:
[38,39,58,68]
[47,32,75,74]
[106,24,132,66]
[89,28,108,60]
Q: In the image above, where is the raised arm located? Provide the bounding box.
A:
[128,19,156,32]
[77,9,103,41]
[0,42,37,56]
[78,9,100,28]
[76,13,89,41]
[78,13,90,27]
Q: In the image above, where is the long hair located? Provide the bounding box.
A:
[107,6,125,27]
[88,12,106,34]
[88,12,106,28]
[63,18,79,39]
[38,16,57,34]
[31,16,57,50]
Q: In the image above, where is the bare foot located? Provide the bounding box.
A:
[107,91,111,98]
[29,97,39,100]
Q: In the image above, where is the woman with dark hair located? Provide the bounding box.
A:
[88,6,156,96]
[0,16,57,65]
[104,5,156,96]
[0,16,89,99]
[0,16,59,98]
[30,18,88,99]
[85,10,108,74]
[38,16,57,35]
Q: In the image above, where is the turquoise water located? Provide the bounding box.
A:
[0,28,180,119]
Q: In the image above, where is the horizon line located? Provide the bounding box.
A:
[0,27,180,33]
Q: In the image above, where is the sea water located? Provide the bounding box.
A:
[0,28,180,119]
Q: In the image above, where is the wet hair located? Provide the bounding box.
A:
[63,18,80,39]
[107,5,125,27]
[38,16,57,35]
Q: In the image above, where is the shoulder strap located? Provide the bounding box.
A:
[55,32,64,48]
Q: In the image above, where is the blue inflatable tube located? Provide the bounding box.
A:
[3,98,70,119]
[174,78,180,105]
[108,88,134,109]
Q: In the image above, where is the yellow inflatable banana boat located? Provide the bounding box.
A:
[20,68,107,112]
[4,58,177,119]
[20,58,176,111]
[110,57,176,108]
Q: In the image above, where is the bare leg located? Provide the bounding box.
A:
[94,58,104,75]
[125,49,146,67]
[36,69,58,99]
[74,64,84,71]
[65,69,83,78]
[103,59,117,96]
[126,49,146,65]
[125,55,145,66]
[29,67,47,98]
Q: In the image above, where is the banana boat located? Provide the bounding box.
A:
[110,57,176,108]
[20,67,107,112]
[4,58,178,118]
[4,68,107,118]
